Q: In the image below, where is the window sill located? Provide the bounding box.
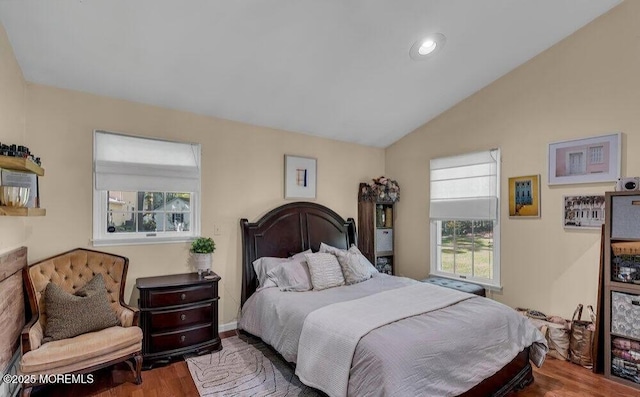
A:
[92,236,194,247]
[428,271,502,292]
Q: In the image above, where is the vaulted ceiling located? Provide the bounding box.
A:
[0,0,622,147]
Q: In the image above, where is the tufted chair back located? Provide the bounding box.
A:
[27,248,129,330]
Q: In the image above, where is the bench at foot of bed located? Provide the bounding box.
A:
[422,276,486,297]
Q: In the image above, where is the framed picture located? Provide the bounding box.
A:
[508,175,540,218]
[284,155,316,199]
[548,132,621,185]
[563,195,605,229]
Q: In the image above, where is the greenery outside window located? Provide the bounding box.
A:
[433,220,494,280]
[429,149,501,289]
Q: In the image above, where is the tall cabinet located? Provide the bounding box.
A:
[604,191,640,390]
[358,183,395,275]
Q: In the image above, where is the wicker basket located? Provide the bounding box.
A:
[612,242,640,256]
[612,242,640,283]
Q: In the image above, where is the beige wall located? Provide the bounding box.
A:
[6,1,638,325]
[0,23,27,252]
[23,84,384,325]
[386,1,640,318]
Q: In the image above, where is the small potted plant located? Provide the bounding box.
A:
[191,237,216,276]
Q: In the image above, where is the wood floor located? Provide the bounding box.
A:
[31,332,638,397]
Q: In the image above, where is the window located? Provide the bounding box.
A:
[589,145,604,164]
[567,150,586,175]
[429,149,500,289]
[93,131,201,245]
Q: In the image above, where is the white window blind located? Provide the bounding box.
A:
[429,149,500,220]
[94,131,201,192]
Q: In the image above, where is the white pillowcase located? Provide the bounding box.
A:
[319,242,378,282]
[304,252,345,291]
[266,259,313,292]
[252,250,311,289]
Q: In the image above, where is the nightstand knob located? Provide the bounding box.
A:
[180,335,186,342]
[180,293,186,300]
[180,314,187,321]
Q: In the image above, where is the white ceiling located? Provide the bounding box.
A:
[0,0,622,147]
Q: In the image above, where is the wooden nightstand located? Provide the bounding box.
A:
[136,272,221,369]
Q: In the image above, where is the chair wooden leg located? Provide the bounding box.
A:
[135,353,143,384]
[125,353,143,384]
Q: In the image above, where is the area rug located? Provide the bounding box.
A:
[186,335,321,396]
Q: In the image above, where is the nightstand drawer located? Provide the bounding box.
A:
[149,324,213,353]
[149,302,213,331]
[136,272,221,367]
[147,284,214,307]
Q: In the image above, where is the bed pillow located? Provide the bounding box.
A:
[333,245,377,284]
[304,252,345,291]
[319,242,378,277]
[253,250,311,289]
[253,257,288,289]
[43,273,119,342]
[266,258,313,292]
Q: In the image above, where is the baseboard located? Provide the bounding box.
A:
[219,321,237,332]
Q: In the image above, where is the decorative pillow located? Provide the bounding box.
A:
[318,242,343,255]
[319,243,379,278]
[333,245,376,284]
[304,252,345,291]
[43,273,119,342]
[267,258,313,292]
[253,250,311,288]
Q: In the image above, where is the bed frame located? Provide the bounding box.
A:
[240,201,356,306]
[240,201,534,396]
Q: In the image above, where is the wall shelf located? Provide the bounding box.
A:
[0,207,46,217]
[0,155,46,216]
[0,156,44,176]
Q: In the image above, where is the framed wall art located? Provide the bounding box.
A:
[548,132,621,185]
[508,174,540,218]
[284,155,317,199]
[563,195,605,229]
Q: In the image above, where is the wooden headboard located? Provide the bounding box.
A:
[0,246,27,373]
[240,202,356,306]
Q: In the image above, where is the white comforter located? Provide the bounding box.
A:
[239,274,547,397]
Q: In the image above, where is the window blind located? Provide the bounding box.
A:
[94,130,201,192]
[429,149,499,220]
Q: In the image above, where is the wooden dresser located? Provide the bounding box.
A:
[136,272,221,368]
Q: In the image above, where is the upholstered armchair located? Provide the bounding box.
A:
[19,248,143,396]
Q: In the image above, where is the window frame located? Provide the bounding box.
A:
[429,149,501,290]
[430,219,501,290]
[92,131,201,246]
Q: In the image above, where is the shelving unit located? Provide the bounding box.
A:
[603,191,640,390]
[0,155,45,217]
[357,182,395,275]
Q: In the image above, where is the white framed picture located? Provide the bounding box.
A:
[548,132,621,185]
[284,155,316,199]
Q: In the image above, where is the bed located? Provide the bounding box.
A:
[239,202,546,396]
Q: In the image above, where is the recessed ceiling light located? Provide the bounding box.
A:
[410,33,446,61]
[418,40,437,55]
